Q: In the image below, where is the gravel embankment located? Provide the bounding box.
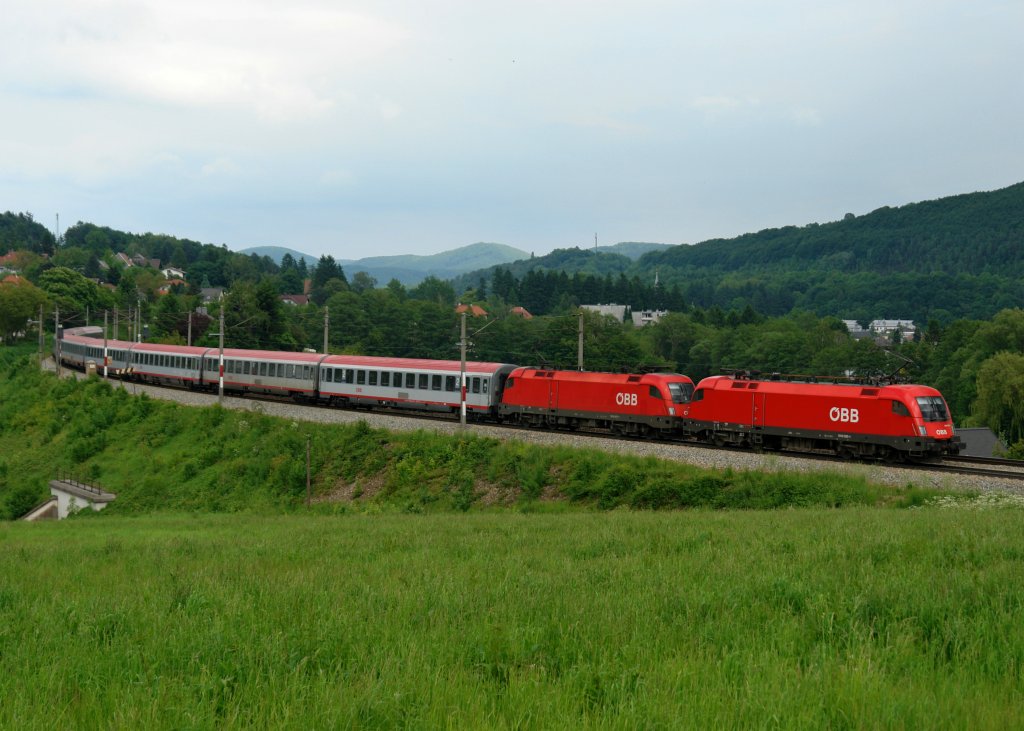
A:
[46,360,1024,495]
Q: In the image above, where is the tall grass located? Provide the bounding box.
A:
[1,509,1022,728]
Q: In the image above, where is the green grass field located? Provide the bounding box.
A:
[2,510,1023,729]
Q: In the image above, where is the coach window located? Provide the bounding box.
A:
[892,400,911,417]
[431,374,442,391]
[471,377,480,394]
[445,376,456,392]
[343,369,353,384]
[482,379,489,394]
[284,364,293,379]
[304,366,311,381]
[418,374,428,390]
[408,373,418,389]
[381,372,390,387]
[322,368,331,382]
[368,371,377,386]
[354,370,364,385]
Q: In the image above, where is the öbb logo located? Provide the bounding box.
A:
[615,392,638,407]
[829,407,859,423]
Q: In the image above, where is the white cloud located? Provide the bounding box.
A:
[200,157,242,178]
[8,0,409,122]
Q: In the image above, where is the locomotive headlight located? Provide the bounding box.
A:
[919,426,927,436]
[668,407,675,416]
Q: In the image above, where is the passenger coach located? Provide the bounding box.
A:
[318,355,517,416]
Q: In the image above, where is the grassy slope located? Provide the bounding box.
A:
[1,510,1023,728]
[0,351,949,518]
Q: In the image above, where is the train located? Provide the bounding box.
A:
[56,327,962,460]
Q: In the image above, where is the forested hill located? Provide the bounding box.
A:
[643,181,1024,276]
[627,181,1024,323]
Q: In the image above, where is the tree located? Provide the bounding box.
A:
[973,353,1024,445]
[410,276,455,306]
[312,255,346,289]
[350,271,378,294]
[36,267,114,323]
[0,279,48,343]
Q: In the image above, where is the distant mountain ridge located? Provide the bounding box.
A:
[239,242,529,286]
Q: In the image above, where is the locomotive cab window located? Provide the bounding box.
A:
[668,382,694,403]
[916,396,949,422]
[692,389,704,402]
[649,386,662,399]
[892,400,911,417]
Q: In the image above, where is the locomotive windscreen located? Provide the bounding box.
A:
[668,382,694,403]
[915,396,949,422]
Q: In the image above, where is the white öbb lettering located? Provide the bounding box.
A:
[615,392,638,407]
[829,407,859,423]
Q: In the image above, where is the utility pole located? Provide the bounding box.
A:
[136,299,141,342]
[114,308,119,341]
[187,311,192,347]
[323,305,329,354]
[54,305,61,378]
[218,305,225,405]
[85,305,89,327]
[306,436,311,507]
[37,304,44,369]
[103,310,108,378]
[459,311,467,428]
[578,310,584,371]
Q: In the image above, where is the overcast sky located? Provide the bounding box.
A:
[2,0,1022,259]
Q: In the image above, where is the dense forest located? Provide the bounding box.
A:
[3,180,1024,451]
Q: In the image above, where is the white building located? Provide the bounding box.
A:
[631,309,668,327]
[581,304,627,322]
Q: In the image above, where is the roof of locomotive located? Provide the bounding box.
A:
[695,375,943,398]
[510,367,693,384]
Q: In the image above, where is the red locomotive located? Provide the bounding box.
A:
[681,374,961,459]
[500,368,695,436]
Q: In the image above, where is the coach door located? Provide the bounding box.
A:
[751,388,766,443]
